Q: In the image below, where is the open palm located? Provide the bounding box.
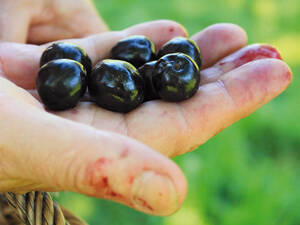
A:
[0,20,292,216]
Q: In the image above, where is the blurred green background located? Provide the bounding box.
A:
[57,0,300,224]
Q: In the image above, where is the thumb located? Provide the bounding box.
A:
[0,78,187,216]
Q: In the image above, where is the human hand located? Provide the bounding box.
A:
[0,0,107,44]
[0,20,188,216]
[0,20,292,216]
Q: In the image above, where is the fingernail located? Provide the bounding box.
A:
[131,171,179,215]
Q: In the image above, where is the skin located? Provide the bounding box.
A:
[0,20,293,217]
[0,0,108,43]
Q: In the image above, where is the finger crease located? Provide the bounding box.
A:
[216,79,236,108]
[175,104,191,155]
[122,115,129,137]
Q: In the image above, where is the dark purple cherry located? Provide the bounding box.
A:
[88,60,145,113]
[111,35,156,68]
[36,59,87,111]
[158,37,202,68]
[138,61,160,102]
[153,53,200,102]
[40,42,92,75]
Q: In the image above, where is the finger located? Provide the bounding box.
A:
[191,23,248,69]
[0,7,30,43]
[0,20,186,89]
[0,78,186,216]
[200,44,282,84]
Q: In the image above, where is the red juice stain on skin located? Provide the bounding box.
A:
[86,158,111,191]
[120,148,129,158]
[107,190,124,199]
[94,158,108,168]
[134,197,154,211]
[218,45,282,69]
[102,177,108,187]
[90,176,109,190]
[86,158,128,202]
[128,176,135,184]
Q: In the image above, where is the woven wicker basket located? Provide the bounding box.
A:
[0,192,86,225]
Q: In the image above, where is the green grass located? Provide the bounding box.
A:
[58,0,300,224]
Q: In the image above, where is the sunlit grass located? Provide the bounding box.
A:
[55,192,95,220]
[253,0,278,18]
[165,206,205,225]
[272,34,300,65]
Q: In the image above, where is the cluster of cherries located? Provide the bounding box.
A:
[37,36,202,113]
